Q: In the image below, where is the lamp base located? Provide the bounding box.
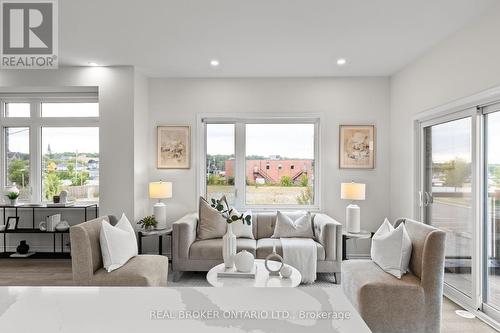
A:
[346,204,361,233]
[153,202,167,230]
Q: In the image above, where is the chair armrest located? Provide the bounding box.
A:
[313,213,343,261]
[172,213,198,259]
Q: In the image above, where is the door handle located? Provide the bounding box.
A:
[424,192,433,206]
[418,191,423,207]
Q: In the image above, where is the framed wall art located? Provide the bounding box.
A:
[157,125,191,169]
[339,125,375,169]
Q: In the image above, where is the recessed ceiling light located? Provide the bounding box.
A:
[336,58,347,66]
[210,59,220,67]
[88,62,99,67]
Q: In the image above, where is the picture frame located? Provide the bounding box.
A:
[6,216,19,230]
[339,125,375,169]
[157,125,191,169]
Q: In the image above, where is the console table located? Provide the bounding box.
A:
[0,203,98,259]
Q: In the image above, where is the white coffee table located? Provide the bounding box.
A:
[207,259,301,287]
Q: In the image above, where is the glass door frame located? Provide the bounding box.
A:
[415,106,483,310]
[481,102,500,321]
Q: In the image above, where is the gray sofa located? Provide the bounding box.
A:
[172,212,342,282]
[342,218,446,333]
[70,216,168,286]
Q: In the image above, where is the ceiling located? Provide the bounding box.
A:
[59,0,497,77]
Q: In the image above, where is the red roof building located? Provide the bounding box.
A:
[225,159,314,185]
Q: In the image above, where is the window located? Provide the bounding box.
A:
[42,102,99,117]
[4,127,30,200]
[1,97,99,203]
[202,118,319,209]
[42,127,99,202]
[205,124,235,205]
[5,103,30,117]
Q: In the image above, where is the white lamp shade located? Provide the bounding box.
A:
[341,182,366,201]
[149,181,172,199]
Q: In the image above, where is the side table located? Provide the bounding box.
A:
[342,230,373,260]
[138,228,172,261]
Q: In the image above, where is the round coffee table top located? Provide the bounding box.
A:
[206,259,301,287]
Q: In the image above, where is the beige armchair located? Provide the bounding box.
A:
[70,216,168,286]
[342,218,446,333]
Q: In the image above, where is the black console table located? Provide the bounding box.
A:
[0,203,98,259]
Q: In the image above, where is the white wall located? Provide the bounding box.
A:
[133,70,150,224]
[0,66,136,251]
[390,3,500,219]
[148,78,390,255]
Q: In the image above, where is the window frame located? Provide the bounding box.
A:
[0,94,99,204]
[198,114,322,211]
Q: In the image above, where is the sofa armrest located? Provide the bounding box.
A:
[172,213,198,260]
[313,213,343,261]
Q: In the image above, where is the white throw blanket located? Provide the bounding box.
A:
[281,238,317,284]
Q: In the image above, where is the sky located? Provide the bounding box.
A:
[7,127,99,154]
[206,123,315,159]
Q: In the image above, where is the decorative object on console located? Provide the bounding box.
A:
[341,182,366,233]
[6,191,19,206]
[55,221,70,232]
[339,125,375,169]
[53,195,60,203]
[234,250,255,273]
[149,181,172,230]
[280,265,293,279]
[39,214,61,232]
[16,240,29,254]
[59,190,68,203]
[264,240,284,276]
[137,215,158,231]
[157,125,190,169]
[6,216,19,230]
[371,218,412,279]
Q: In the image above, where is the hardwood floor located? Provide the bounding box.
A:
[0,259,73,286]
[0,259,498,332]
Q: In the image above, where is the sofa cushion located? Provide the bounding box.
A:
[92,255,168,286]
[272,211,314,238]
[342,259,425,333]
[189,238,257,260]
[256,238,325,261]
[197,197,227,240]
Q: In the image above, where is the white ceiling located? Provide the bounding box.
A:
[59,0,497,77]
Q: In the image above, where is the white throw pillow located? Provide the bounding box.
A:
[229,209,254,239]
[99,213,138,272]
[370,218,412,279]
[272,210,314,238]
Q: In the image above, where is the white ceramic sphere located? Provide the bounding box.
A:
[234,250,255,272]
[280,265,293,279]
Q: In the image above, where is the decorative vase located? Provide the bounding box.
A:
[234,250,254,272]
[10,198,18,206]
[222,223,237,268]
[16,240,29,254]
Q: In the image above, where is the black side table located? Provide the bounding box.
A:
[138,228,172,261]
[342,230,374,260]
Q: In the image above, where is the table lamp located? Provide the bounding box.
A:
[149,181,172,230]
[341,182,366,233]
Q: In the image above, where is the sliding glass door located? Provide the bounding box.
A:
[484,107,500,314]
[422,115,474,298]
